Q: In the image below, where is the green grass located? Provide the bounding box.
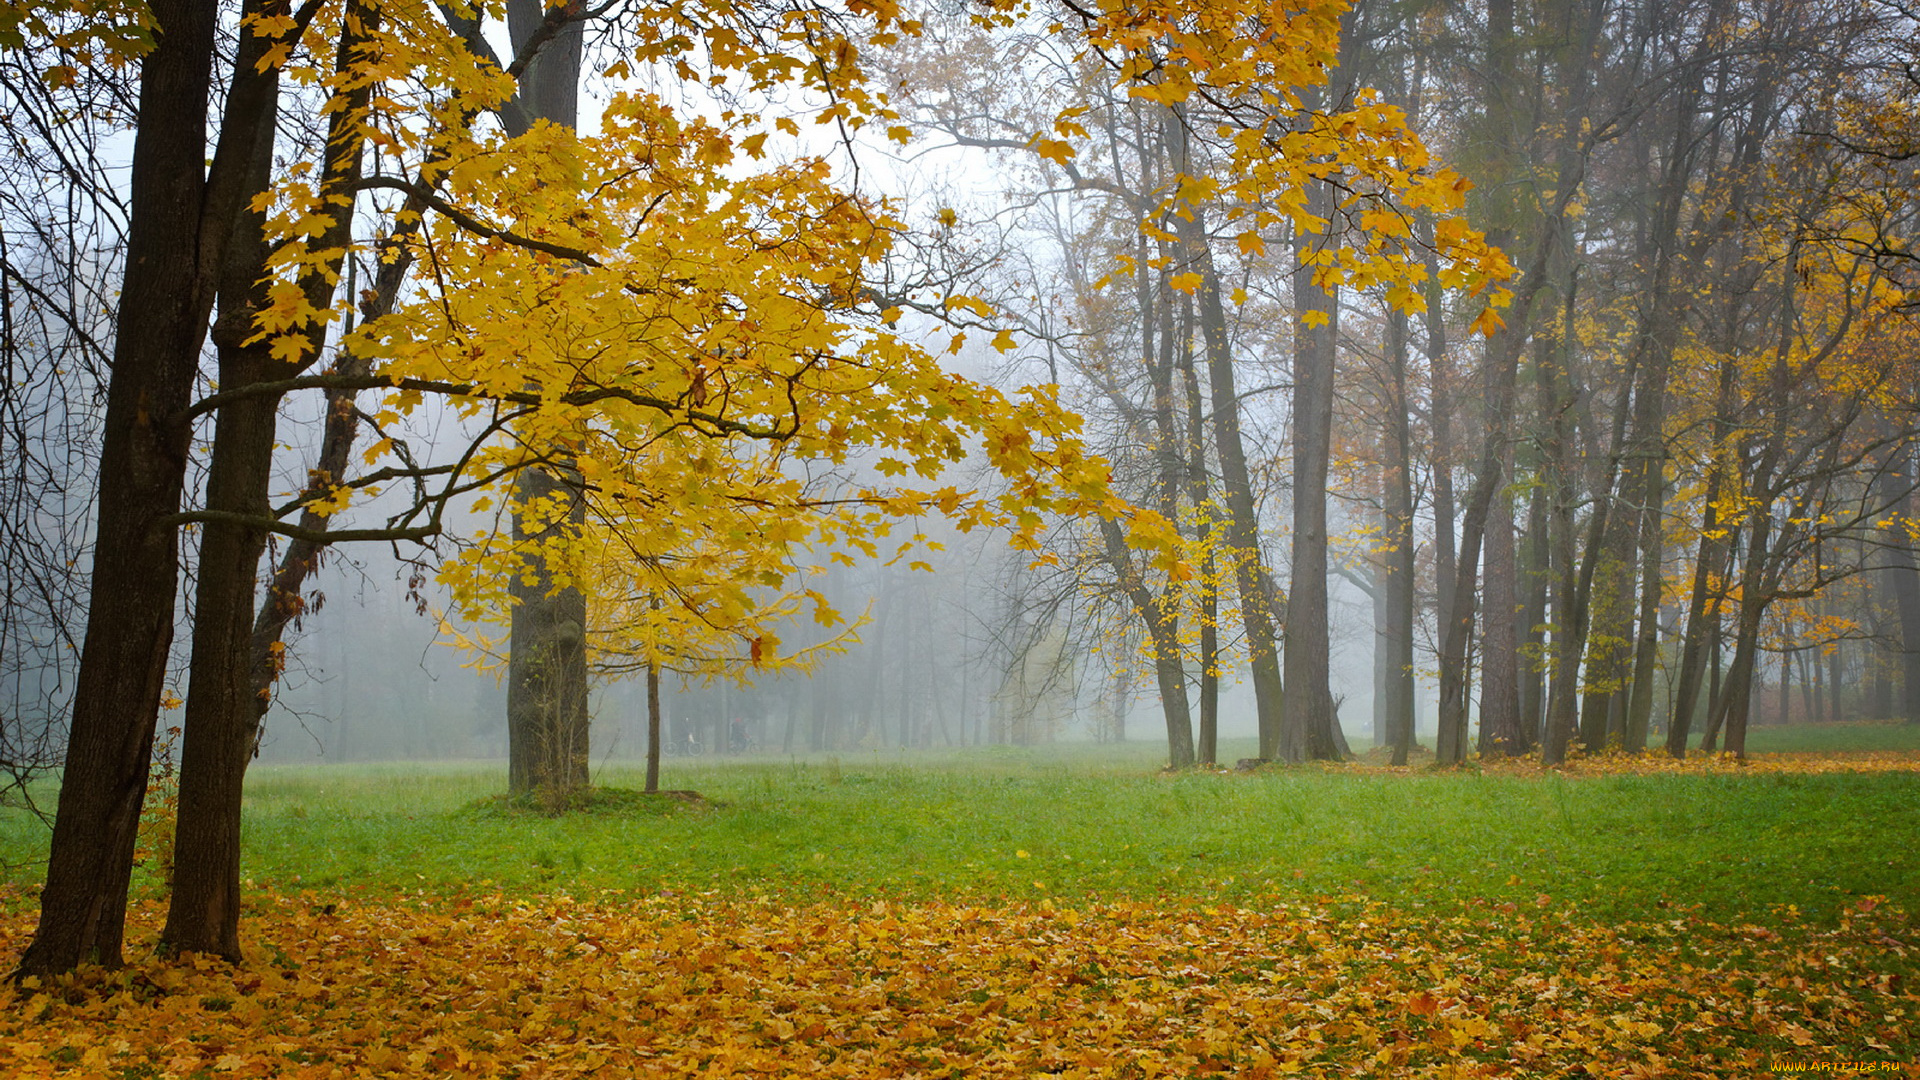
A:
[3,729,1916,927]
[1734,717,1920,753]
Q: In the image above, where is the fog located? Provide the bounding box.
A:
[253,493,1428,765]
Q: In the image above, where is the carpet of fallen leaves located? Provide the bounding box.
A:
[2,891,1914,1078]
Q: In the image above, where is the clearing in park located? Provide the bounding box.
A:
[1,725,1916,1077]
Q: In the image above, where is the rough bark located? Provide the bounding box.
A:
[504,0,590,798]
[1175,298,1220,765]
[1478,459,1525,757]
[1180,205,1285,758]
[17,0,220,977]
[162,0,375,959]
[507,464,592,795]
[1281,177,1342,763]
[1382,310,1418,766]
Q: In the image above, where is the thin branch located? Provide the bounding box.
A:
[350,177,603,265]
[160,509,439,544]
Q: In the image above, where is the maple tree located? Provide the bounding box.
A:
[10,0,1193,973]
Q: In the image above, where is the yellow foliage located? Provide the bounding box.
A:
[324,89,1172,679]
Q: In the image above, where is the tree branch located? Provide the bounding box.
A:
[161,510,439,545]
[183,373,792,439]
[349,177,603,265]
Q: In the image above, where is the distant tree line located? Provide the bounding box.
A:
[902,0,1920,768]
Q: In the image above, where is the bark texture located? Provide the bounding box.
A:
[18,0,218,976]
[504,0,591,798]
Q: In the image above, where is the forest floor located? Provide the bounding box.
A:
[1,722,1916,1076]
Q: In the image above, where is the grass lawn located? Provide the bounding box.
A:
[1736,716,1920,753]
[1,723,1915,1077]
[5,724,1916,924]
[193,744,1917,927]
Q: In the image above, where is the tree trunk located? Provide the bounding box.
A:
[507,466,591,795]
[1427,285,1458,712]
[1478,458,1524,757]
[1829,634,1844,723]
[1281,177,1341,763]
[1700,619,1727,752]
[163,367,277,960]
[1578,500,1638,751]
[1874,621,1893,718]
[1371,544,1389,747]
[1616,331,1678,757]
[1100,519,1194,767]
[504,0,589,798]
[1435,175,1581,762]
[17,0,221,977]
[1621,463,1666,751]
[1437,305,1536,764]
[1120,238,1194,760]
[1437,0,1527,766]
[1382,310,1418,765]
[1783,645,1797,726]
[1516,354,1553,749]
[1520,338,1551,749]
[645,656,661,793]
[163,0,376,958]
[1665,360,1740,755]
[1174,295,1219,764]
[1720,601,1766,758]
[1182,209,1285,758]
[1718,505,1778,757]
[1805,650,1818,724]
[1540,281,1585,766]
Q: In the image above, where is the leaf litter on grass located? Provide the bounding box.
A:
[1,890,1913,1078]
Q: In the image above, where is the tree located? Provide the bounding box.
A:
[501,0,589,802]
[897,0,1512,766]
[17,0,254,977]
[16,0,1186,974]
